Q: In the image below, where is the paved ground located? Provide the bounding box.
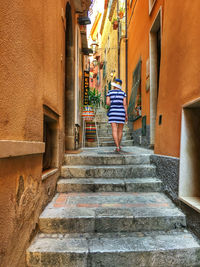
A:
[78,146,154,155]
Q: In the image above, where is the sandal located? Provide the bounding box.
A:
[115,147,120,153]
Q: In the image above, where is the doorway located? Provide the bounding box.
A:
[149,9,162,146]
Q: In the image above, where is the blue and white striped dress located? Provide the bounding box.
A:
[107,89,127,124]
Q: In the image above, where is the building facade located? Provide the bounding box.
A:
[88,0,127,106]
[0,0,90,266]
[127,0,164,147]
[127,0,200,237]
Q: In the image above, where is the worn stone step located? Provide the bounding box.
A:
[57,178,162,193]
[61,164,156,178]
[39,192,185,234]
[100,140,134,147]
[85,141,97,148]
[26,230,200,267]
[64,153,151,166]
[98,128,131,134]
[97,121,130,128]
[99,135,132,142]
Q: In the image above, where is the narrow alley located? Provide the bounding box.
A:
[27,145,200,266]
[1,0,200,266]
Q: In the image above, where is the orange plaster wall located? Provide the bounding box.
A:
[0,0,70,265]
[127,0,164,130]
[155,0,200,157]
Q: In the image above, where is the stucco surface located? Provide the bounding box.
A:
[0,155,59,267]
[155,0,200,157]
[127,0,164,140]
[0,0,44,141]
[0,0,69,265]
[101,4,118,91]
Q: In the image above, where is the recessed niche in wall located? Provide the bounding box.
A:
[42,106,59,172]
[179,98,200,212]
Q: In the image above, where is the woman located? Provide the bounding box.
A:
[106,78,128,152]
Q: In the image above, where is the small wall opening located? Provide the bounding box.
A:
[179,98,200,212]
[43,115,58,172]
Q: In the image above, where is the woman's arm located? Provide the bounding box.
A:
[106,96,110,106]
[123,97,128,122]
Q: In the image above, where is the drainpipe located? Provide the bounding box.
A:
[117,0,120,78]
[125,0,128,98]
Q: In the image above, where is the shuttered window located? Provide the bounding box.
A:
[127,59,142,121]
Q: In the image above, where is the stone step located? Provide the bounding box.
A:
[99,135,132,142]
[97,125,130,131]
[61,164,156,178]
[98,129,132,136]
[100,140,134,147]
[85,141,97,147]
[26,230,200,266]
[64,153,151,166]
[98,126,130,130]
[38,192,186,234]
[97,121,129,127]
[57,178,162,193]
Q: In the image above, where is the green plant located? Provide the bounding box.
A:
[112,17,118,25]
[118,7,125,19]
[88,88,101,108]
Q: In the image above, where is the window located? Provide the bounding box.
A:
[127,60,142,121]
[42,108,59,172]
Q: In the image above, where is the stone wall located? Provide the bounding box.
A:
[151,154,200,239]
[130,126,150,148]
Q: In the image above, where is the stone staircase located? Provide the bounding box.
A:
[97,122,134,147]
[26,147,200,266]
[94,107,134,147]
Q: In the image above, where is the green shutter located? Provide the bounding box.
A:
[128,59,142,121]
[104,85,107,106]
[108,81,111,91]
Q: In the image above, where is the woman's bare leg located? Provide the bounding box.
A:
[117,123,124,147]
[111,123,119,148]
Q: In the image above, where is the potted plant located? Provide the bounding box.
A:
[112,18,118,30]
[118,7,125,19]
[84,89,101,143]
[88,88,101,111]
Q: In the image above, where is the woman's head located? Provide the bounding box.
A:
[111,78,122,89]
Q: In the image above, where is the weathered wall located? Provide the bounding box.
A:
[0,155,59,266]
[151,154,200,240]
[155,0,200,157]
[101,4,118,91]
[0,0,70,265]
[127,0,164,134]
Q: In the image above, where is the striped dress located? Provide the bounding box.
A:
[107,89,127,124]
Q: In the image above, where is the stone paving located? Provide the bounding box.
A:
[26,146,200,266]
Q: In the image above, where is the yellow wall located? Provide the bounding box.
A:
[0,0,81,265]
[101,4,118,90]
